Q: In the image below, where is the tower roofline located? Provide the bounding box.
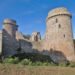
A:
[3,18,16,25]
[46,7,72,21]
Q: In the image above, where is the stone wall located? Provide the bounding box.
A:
[0,31,2,54]
[43,7,75,62]
[2,19,19,57]
[30,32,41,42]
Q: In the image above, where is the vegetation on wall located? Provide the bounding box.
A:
[0,52,75,67]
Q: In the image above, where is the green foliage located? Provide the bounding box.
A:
[32,61,43,66]
[68,62,75,67]
[2,53,75,67]
[19,58,56,66]
[20,59,32,65]
[42,62,49,66]
[3,57,19,64]
[58,61,70,67]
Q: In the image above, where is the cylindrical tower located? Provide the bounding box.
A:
[3,19,17,37]
[44,7,75,62]
[2,19,19,57]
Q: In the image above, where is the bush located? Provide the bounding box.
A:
[42,62,49,66]
[20,59,32,65]
[33,61,43,66]
[58,61,70,67]
[69,62,75,67]
[3,57,19,64]
[13,57,19,64]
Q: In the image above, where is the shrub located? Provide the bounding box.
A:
[20,59,32,65]
[58,61,70,67]
[42,62,49,66]
[42,62,54,66]
[3,57,19,64]
[69,62,75,67]
[13,57,19,64]
[33,61,43,66]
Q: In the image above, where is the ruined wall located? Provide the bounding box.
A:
[30,32,41,42]
[30,32,43,52]
[16,31,42,53]
[16,31,33,53]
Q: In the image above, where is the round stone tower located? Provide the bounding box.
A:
[44,7,75,62]
[3,19,18,37]
[2,19,19,57]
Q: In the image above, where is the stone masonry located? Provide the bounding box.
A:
[0,7,75,62]
[2,19,19,57]
[43,7,75,62]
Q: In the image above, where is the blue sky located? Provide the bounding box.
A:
[0,0,75,38]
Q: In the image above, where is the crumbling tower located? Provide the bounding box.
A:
[3,19,18,37]
[44,7,75,62]
[31,32,41,42]
[2,19,19,57]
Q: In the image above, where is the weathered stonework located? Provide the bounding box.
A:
[0,7,75,62]
[2,19,19,57]
[0,31,2,54]
[30,32,41,42]
[43,7,75,62]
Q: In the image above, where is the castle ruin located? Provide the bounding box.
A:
[0,7,75,63]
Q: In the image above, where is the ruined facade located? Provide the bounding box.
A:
[0,7,75,62]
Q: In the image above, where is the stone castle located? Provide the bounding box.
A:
[0,7,75,63]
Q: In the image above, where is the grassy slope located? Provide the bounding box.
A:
[0,64,75,75]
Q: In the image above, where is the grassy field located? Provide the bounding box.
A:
[0,64,75,75]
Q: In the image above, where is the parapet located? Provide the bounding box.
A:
[47,7,72,20]
[3,19,16,25]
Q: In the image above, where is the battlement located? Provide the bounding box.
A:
[47,7,71,21]
[3,19,16,25]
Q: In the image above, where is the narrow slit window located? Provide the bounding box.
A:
[64,34,65,38]
[59,24,61,28]
[56,18,58,23]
